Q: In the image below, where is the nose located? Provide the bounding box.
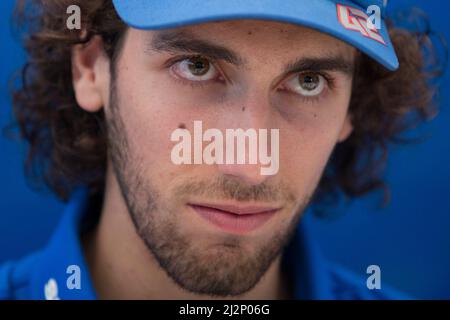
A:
[216,88,278,186]
[217,162,271,186]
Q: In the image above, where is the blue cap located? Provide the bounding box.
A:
[112,0,399,70]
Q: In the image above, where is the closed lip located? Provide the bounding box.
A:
[187,202,281,215]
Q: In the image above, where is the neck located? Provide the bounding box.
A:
[83,164,290,300]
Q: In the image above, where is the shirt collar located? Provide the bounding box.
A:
[30,187,333,300]
[30,187,97,300]
[283,213,334,299]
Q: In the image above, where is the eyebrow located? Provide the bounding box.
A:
[283,56,354,76]
[149,30,244,65]
[148,30,354,76]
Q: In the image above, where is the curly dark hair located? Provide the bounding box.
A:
[9,0,443,212]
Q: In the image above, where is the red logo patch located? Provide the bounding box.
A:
[337,4,386,45]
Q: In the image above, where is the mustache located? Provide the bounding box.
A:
[173,175,297,204]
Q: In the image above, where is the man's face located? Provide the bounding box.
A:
[99,20,355,296]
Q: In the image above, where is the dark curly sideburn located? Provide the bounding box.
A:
[9,0,443,214]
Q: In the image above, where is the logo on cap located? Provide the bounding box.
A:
[337,4,386,45]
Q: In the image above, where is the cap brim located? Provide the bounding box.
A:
[112,0,399,70]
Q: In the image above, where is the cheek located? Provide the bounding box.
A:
[112,71,220,208]
[278,99,351,194]
[110,73,182,185]
[279,132,334,198]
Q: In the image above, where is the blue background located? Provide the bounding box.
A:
[0,0,449,299]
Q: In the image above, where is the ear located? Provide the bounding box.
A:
[72,36,110,112]
[337,114,353,143]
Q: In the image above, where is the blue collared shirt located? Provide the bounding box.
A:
[0,187,407,300]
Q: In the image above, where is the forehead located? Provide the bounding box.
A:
[140,19,356,60]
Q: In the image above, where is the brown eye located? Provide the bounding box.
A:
[172,56,219,81]
[284,72,326,97]
[299,73,320,91]
[187,57,211,76]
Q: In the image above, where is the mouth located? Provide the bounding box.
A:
[188,202,280,234]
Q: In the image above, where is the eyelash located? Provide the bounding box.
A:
[284,73,336,105]
[165,55,336,101]
[165,54,224,88]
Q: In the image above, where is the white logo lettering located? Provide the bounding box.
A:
[170,121,279,176]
